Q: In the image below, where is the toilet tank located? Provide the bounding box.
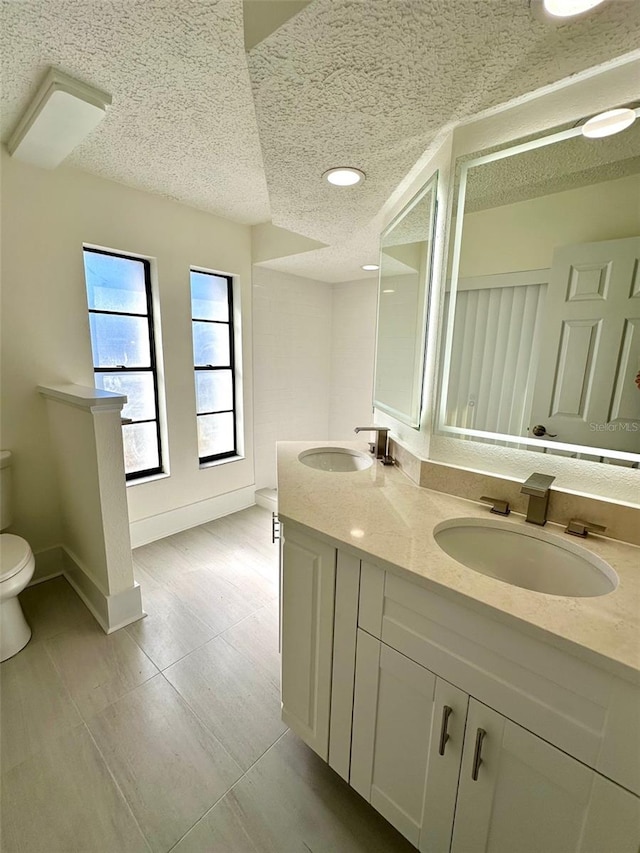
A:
[0,451,12,530]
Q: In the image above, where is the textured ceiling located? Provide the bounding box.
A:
[2,0,640,282]
[465,119,640,212]
[0,0,270,225]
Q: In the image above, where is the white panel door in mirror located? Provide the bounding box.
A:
[530,237,640,453]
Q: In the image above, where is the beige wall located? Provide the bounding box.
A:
[252,265,332,490]
[1,150,254,551]
[459,174,640,279]
[329,278,377,440]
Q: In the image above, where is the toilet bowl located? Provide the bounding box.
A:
[1,451,36,662]
[0,534,35,661]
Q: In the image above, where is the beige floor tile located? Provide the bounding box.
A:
[201,518,277,574]
[165,635,286,771]
[19,576,95,642]
[172,523,277,595]
[174,731,415,853]
[165,566,269,636]
[0,640,82,772]
[125,586,216,671]
[163,525,235,569]
[212,552,278,602]
[221,602,280,686]
[88,675,242,853]
[1,725,149,853]
[133,559,163,593]
[173,795,270,853]
[132,538,197,584]
[45,622,158,719]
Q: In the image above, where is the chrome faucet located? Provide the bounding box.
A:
[520,472,555,525]
[354,426,390,461]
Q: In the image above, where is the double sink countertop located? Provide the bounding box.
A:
[277,440,640,683]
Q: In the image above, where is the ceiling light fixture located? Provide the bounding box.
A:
[7,67,111,170]
[323,167,365,186]
[581,108,636,139]
[542,0,606,16]
[361,264,379,271]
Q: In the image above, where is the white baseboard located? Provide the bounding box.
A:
[129,485,256,548]
[255,487,278,512]
[62,547,145,634]
[32,545,65,584]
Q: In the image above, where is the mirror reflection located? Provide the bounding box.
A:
[440,112,640,464]
[374,173,438,427]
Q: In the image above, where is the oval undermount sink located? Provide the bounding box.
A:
[434,517,618,598]
[298,447,373,472]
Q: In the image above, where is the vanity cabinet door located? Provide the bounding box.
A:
[451,698,640,853]
[350,630,468,848]
[280,525,336,760]
[419,679,470,852]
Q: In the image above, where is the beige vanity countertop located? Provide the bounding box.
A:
[277,440,640,683]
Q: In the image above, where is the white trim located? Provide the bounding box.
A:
[62,547,144,633]
[32,545,65,584]
[129,485,256,547]
[38,383,126,411]
[29,544,144,633]
[455,269,550,292]
[255,487,277,512]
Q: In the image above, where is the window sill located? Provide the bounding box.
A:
[126,471,170,488]
[199,454,245,471]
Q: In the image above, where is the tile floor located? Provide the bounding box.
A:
[1,506,413,853]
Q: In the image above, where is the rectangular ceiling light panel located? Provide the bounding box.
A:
[7,68,112,169]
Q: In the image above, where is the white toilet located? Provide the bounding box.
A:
[0,451,35,662]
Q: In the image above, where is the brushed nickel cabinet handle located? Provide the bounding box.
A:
[438,705,453,756]
[471,728,486,781]
[271,512,281,544]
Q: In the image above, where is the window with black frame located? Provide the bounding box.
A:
[83,248,163,480]
[190,269,238,463]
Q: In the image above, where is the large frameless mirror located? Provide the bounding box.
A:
[438,109,640,466]
[373,172,438,427]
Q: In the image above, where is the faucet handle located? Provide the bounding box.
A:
[565,519,607,538]
[479,496,510,516]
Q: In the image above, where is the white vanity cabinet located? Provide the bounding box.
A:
[279,521,640,851]
[451,699,640,853]
[280,523,337,759]
[280,521,362,773]
[350,630,468,849]
[350,630,639,852]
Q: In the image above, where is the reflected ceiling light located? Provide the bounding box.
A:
[7,67,111,169]
[543,0,606,16]
[581,108,636,139]
[350,528,365,539]
[361,264,379,271]
[323,167,365,186]
[382,289,395,294]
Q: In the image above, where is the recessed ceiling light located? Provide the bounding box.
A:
[543,0,605,16]
[582,108,636,139]
[361,264,379,271]
[323,167,365,186]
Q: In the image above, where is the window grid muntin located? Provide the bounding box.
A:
[191,271,237,463]
[84,247,163,480]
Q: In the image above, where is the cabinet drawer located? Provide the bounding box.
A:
[359,565,640,795]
